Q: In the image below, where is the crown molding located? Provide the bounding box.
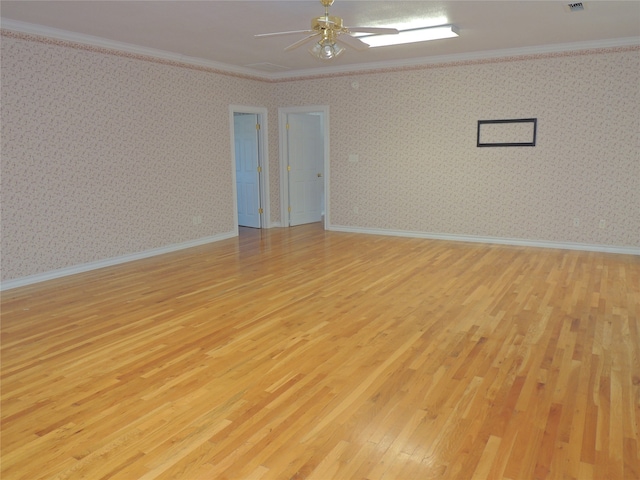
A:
[2,18,639,82]
[0,18,268,80]
[269,36,640,81]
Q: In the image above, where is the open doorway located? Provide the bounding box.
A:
[230,106,269,231]
[279,106,329,228]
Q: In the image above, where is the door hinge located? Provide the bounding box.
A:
[286,123,290,130]
[287,165,291,172]
[288,206,292,213]
[258,208,263,214]
[257,166,262,173]
[256,123,260,130]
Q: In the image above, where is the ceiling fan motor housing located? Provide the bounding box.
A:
[312,15,344,33]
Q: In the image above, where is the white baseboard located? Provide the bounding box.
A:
[4,226,636,291]
[0,232,237,291]
[327,225,640,256]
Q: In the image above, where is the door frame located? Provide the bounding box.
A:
[278,105,330,228]
[230,105,270,233]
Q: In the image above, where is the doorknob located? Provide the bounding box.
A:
[317,173,322,177]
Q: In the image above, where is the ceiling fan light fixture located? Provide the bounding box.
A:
[310,39,345,60]
[361,24,459,48]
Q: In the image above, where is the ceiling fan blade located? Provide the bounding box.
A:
[336,33,370,51]
[284,33,321,51]
[255,29,315,38]
[347,27,399,35]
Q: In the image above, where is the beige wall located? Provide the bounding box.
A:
[0,34,271,281]
[1,32,638,283]
[276,49,639,248]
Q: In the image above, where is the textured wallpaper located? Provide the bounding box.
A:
[1,35,269,281]
[275,49,640,248]
[1,32,639,284]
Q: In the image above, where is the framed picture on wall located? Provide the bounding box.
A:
[477,118,537,147]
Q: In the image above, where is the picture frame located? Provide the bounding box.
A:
[477,118,537,147]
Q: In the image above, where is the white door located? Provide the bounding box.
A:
[234,113,261,228]
[287,113,324,226]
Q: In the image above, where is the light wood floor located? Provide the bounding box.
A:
[1,224,639,479]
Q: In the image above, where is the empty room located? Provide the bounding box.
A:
[1,1,639,479]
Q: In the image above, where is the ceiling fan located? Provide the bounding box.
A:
[254,0,399,60]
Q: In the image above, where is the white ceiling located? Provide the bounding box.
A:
[1,1,639,79]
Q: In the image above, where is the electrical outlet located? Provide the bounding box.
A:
[599,219,606,229]
[192,215,202,225]
[353,206,359,214]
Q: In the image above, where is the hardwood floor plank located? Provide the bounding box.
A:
[2,224,638,479]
